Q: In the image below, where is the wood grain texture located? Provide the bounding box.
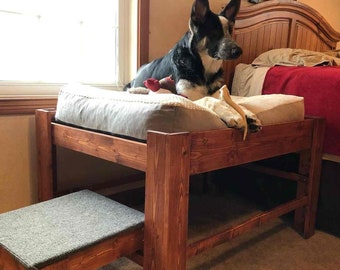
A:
[138,0,150,67]
[144,131,191,270]
[0,228,143,270]
[42,228,143,270]
[187,196,308,257]
[0,98,57,115]
[35,109,56,201]
[0,247,27,270]
[52,123,147,172]
[190,120,313,174]
[301,118,325,238]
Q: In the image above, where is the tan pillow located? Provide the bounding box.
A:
[252,48,340,66]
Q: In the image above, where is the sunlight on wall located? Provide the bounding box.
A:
[299,0,340,49]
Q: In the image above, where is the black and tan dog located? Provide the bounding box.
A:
[125,0,242,101]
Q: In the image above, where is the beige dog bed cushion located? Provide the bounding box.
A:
[55,84,304,141]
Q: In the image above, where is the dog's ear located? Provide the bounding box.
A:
[191,0,210,24]
[220,0,241,23]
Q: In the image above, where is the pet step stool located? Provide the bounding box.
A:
[0,190,144,270]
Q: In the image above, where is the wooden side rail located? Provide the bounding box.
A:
[52,123,147,171]
[190,120,314,174]
[187,196,308,257]
[241,163,308,182]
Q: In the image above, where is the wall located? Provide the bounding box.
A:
[0,115,38,212]
[149,0,228,60]
[300,0,340,35]
[149,0,340,60]
[301,0,340,49]
[0,114,140,213]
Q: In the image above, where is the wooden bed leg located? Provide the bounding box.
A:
[144,131,191,270]
[294,118,325,238]
[35,109,56,202]
[294,151,309,234]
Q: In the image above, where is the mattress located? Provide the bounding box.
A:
[55,84,305,141]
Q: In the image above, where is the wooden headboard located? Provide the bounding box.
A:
[223,0,340,86]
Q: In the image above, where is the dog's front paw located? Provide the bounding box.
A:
[246,115,262,133]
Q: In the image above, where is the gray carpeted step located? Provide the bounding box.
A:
[0,190,144,269]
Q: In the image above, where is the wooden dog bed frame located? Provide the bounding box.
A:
[36,109,324,269]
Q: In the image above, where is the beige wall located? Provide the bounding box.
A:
[0,115,38,212]
[0,114,140,214]
[149,0,228,60]
[300,0,340,32]
[300,0,340,49]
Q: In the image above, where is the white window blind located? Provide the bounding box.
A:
[0,0,137,96]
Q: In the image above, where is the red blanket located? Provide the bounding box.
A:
[262,66,340,156]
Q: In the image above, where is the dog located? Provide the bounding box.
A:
[125,0,242,101]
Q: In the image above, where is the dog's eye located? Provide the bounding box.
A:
[209,29,223,40]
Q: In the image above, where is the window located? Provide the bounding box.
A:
[0,0,138,96]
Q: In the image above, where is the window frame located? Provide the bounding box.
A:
[0,0,149,115]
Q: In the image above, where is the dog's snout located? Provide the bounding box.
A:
[230,46,242,59]
[216,40,242,60]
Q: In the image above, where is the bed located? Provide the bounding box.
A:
[224,0,340,235]
[223,0,340,160]
[35,1,338,269]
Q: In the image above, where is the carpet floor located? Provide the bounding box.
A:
[101,190,340,270]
